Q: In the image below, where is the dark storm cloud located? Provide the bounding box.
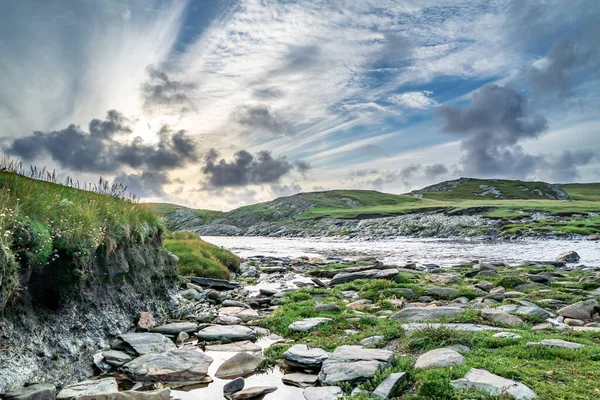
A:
[141,65,196,114]
[201,149,307,187]
[529,38,583,97]
[114,171,171,198]
[5,110,199,173]
[295,160,311,174]
[544,150,596,182]
[424,164,448,179]
[232,104,293,136]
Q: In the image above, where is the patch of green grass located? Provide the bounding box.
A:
[164,231,240,280]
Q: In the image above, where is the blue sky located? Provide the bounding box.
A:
[1,0,599,210]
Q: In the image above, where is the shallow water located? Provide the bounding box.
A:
[171,337,304,399]
[203,236,600,267]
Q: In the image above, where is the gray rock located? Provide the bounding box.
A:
[56,378,118,399]
[119,333,176,355]
[414,348,465,370]
[282,373,319,387]
[370,372,407,399]
[347,299,373,309]
[283,344,330,369]
[558,299,599,320]
[360,336,385,347]
[123,349,213,382]
[222,300,249,308]
[197,325,257,342]
[150,322,198,335]
[481,309,525,327]
[330,268,399,285]
[190,277,239,290]
[556,251,580,263]
[527,339,584,350]
[318,345,393,384]
[219,307,260,322]
[493,332,522,339]
[230,386,277,400]
[176,331,189,344]
[303,386,343,400]
[215,352,265,378]
[447,344,471,353]
[402,323,503,333]
[289,317,332,332]
[425,288,459,298]
[524,274,550,284]
[102,350,133,367]
[224,377,245,395]
[497,305,554,320]
[425,274,461,284]
[315,303,341,313]
[206,340,262,352]
[5,383,56,400]
[452,368,537,399]
[180,289,204,301]
[216,315,243,325]
[390,307,464,321]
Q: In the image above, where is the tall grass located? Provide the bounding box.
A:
[0,156,163,309]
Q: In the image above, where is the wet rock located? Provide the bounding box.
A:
[222,300,250,308]
[526,339,584,350]
[283,344,330,369]
[230,386,277,400]
[558,299,599,319]
[425,274,460,285]
[215,352,265,378]
[289,317,332,332]
[475,281,493,292]
[56,378,118,399]
[414,348,465,370]
[474,262,497,272]
[452,368,537,400]
[262,266,287,273]
[150,322,198,336]
[303,386,343,400]
[360,335,385,346]
[390,306,464,321]
[556,251,580,263]
[102,350,133,367]
[260,288,279,296]
[5,383,56,400]
[524,274,550,284]
[206,340,262,352]
[318,345,393,384]
[370,372,407,399]
[197,325,257,342]
[314,303,341,313]
[119,333,176,355]
[402,323,503,333]
[123,349,213,382]
[190,277,239,290]
[224,377,245,395]
[481,309,525,327]
[329,268,399,286]
[137,312,156,331]
[282,373,319,387]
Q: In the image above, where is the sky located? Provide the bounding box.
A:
[1,0,599,210]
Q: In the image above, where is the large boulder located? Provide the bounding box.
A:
[414,348,465,370]
[215,352,265,378]
[390,307,464,321]
[556,251,580,263]
[284,344,330,369]
[452,368,537,400]
[123,349,213,382]
[197,325,257,342]
[119,333,176,355]
[558,300,599,320]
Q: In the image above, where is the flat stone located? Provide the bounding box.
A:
[123,349,213,382]
[215,315,243,325]
[6,383,56,400]
[402,323,503,333]
[289,317,332,332]
[318,345,393,384]
[230,386,277,400]
[452,368,537,400]
[425,274,460,285]
[330,268,399,286]
[224,377,245,395]
[527,339,584,350]
[282,373,319,387]
[219,307,260,322]
[206,340,262,352]
[56,378,118,399]
[564,318,585,326]
[197,325,257,342]
[425,287,459,298]
[222,300,249,308]
[347,299,373,309]
[390,307,464,321]
[360,335,385,346]
[481,309,525,327]
[497,305,554,320]
[119,333,176,355]
[150,322,198,336]
[102,350,133,367]
[283,344,329,369]
[190,277,239,290]
[327,345,394,363]
[215,352,265,378]
[303,386,343,400]
[414,348,465,370]
[558,300,599,320]
[315,303,342,312]
[493,332,522,339]
[371,372,407,399]
[523,274,550,284]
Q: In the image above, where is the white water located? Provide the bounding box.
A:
[203,236,600,267]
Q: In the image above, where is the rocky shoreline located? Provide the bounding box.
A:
[3,250,600,399]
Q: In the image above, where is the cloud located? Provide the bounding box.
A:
[270,183,303,197]
[5,110,199,173]
[543,150,596,182]
[295,160,311,174]
[349,163,449,190]
[114,171,171,198]
[141,65,197,114]
[528,38,583,97]
[201,149,301,187]
[389,91,438,109]
[231,104,294,136]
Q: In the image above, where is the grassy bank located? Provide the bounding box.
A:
[164,231,239,280]
[0,170,163,309]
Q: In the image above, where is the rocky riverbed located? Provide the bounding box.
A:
[4,250,600,400]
